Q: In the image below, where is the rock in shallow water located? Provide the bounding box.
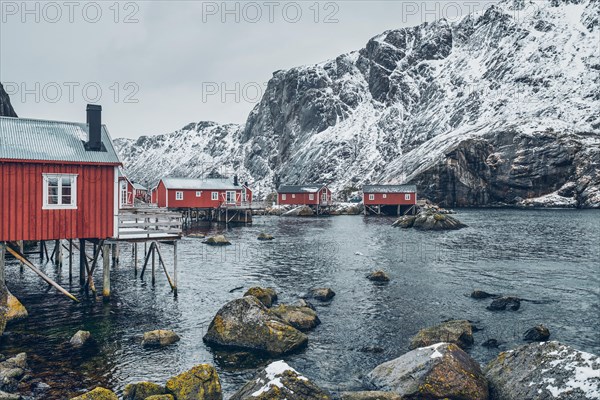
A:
[341,392,402,400]
[409,320,474,349]
[366,270,390,282]
[471,290,497,299]
[230,360,331,400]
[393,212,467,230]
[269,304,321,331]
[70,387,118,400]
[142,330,180,348]
[257,233,274,241]
[243,287,277,307]
[367,342,488,399]
[165,364,222,400]
[485,341,600,400]
[123,381,166,400]
[70,330,92,348]
[203,296,308,355]
[203,235,231,246]
[487,296,521,311]
[523,324,551,342]
[305,288,336,301]
[6,291,27,322]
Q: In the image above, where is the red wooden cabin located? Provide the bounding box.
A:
[277,184,332,206]
[363,184,417,215]
[0,105,122,242]
[133,183,147,200]
[118,169,135,209]
[155,177,252,209]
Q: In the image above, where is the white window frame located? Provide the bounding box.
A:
[211,192,219,200]
[282,194,287,200]
[383,194,387,199]
[291,194,295,198]
[196,191,202,197]
[43,173,78,210]
[405,193,411,200]
[176,191,184,200]
[309,194,314,200]
[369,194,375,201]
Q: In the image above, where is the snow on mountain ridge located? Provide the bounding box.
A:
[115,0,600,207]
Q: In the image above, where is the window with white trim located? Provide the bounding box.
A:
[43,174,77,209]
[176,191,184,200]
[292,194,295,198]
[212,192,218,200]
[282,194,286,200]
[383,194,387,199]
[369,194,375,201]
[196,191,202,197]
[405,193,411,200]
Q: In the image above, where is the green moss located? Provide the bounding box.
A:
[70,387,118,400]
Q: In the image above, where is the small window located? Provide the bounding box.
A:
[405,193,411,200]
[309,194,314,200]
[369,194,375,201]
[282,194,286,200]
[176,191,183,200]
[212,192,218,200]
[383,194,387,199]
[292,194,295,198]
[43,174,77,209]
[196,191,202,197]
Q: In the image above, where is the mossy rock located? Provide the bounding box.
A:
[70,387,118,400]
[410,320,474,349]
[165,364,222,400]
[433,213,446,221]
[269,304,321,331]
[244,287,277,307]
[366,270,390,282]
[203,235,231,246]
[6,290,28,322]
[123,381,166,400]
[257,233,274,241]
[146,396,175,400]
[142,329,180,348]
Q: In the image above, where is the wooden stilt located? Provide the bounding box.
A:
[114,243,119,267]
[151,243,156,286]
[83,241,103,293]
[43,241,49,260]
[154,243,176,292]
[56,240,63,268]
[69,240,73,280]
[102,244,110,301]
[19,240,24,272]
[6,243,79,302]
[0,242,5,299]
[39,241,44,261]
[133,243,138,276]
[173,241,178,296]
[79,239,86,286]
[140,242,155,280]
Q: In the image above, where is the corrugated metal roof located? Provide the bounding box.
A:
[363,184,417,193]
[277,184,327,193]
[161,177,241,190]
[0,116,121,164]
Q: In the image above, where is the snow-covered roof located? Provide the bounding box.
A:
[363,184,417,193]
[161,177,241,190]
[132,183,147,191]
[0,116,121,164]
[277,184,327,193]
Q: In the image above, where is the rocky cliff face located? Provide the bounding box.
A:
[115,0,600,207]
[0,83,18,117]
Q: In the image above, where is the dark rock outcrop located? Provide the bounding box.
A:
[304,288,336,302]
[0,83,17,117]
[487,296,521,311]
[523,324,551,342]
[366,271,390,282]
[485,341,600,400]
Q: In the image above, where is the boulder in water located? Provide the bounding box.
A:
[243,287,277,307]
[203,296,308,355]
[394,211,466,230]
[203,235,231,246]
[391,216,415,228]
[471,290,497,299]
[523,324,551,342]
[165,364,222,400]
[70,387,118,400]
[487,296,521,311]
[70,330,92,348]
[230,360,331,400]
[367,342,488,399]
[269,304,321,331]
[366,270,390,283]
[409,320,474,349]
[257,233,274,241]
[0,353,27,393]
[145,396,174,400]
[485,341,600,400]
[142,330,180,348]
[305,288,336,302]
[6,291,27,322]
[123,382,166,400]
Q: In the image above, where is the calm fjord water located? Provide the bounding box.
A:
[3,209,600,398]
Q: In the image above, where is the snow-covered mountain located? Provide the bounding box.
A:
[115,0,600,207]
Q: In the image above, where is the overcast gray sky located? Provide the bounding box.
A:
[1,0,499,139]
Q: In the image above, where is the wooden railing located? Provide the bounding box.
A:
[117,209,182,240]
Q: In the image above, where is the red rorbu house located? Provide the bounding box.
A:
[277,184,332,214]
[118,169,135,209]
[155,177,252,209]
[133,183,147,200]
[363,184,417,216]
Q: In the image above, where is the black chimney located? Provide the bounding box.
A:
[234,175,239,186]
[86,104,103,151]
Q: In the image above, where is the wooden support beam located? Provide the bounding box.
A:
[39,241,44,261]
[79,239,86,286]
[5,243,79,302]
[1,242,5,299]
[133,243,138,276]
[151,243,156,285]
[140,242,155,280]
[19,241,24,272]
[69,240,73,280]
[173,241,178,296]
[102,244,110,301]
[56,240,63,268]
[83,241,103,293]
[154,243,176,292]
